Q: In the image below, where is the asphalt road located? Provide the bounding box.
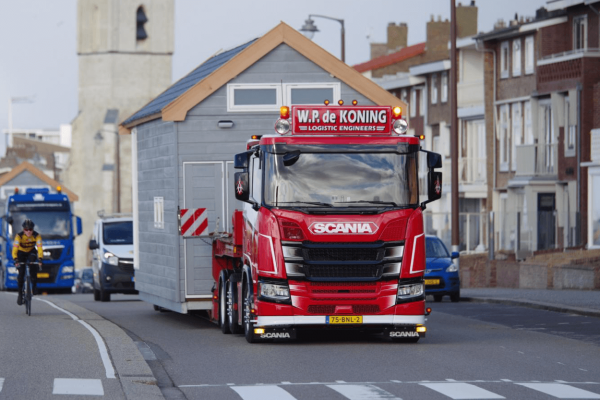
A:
[64,293,600,400]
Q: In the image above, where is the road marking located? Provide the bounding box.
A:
[53,379,104,396]
[500,379,512,382]
[231,385,296,400]
[37,298,115,379]
[517,383,600,398]
[0,378,3,393]
[420,383,505,399]
[328,384,402,399]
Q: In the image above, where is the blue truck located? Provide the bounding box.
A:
[0,188,82,293]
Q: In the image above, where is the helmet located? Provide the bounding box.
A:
[22,219,35,230]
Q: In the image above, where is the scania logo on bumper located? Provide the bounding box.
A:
[260,332,291,339]
[309,222,379,234]
[390,331,420,338]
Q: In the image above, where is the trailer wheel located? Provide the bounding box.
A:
[243,282,257,343]
[228,280,242,334]
[219,280,231,334]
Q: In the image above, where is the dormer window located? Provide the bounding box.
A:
[136,6,148,41]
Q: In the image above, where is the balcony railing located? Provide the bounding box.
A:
[515,143,557,176]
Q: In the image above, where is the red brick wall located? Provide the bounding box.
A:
[540,21,570,58]
[594,82,600,129]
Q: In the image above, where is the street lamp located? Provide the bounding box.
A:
[300,14,345,63]
[7,95,35,150]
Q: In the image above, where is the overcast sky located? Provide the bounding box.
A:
[0,0,546,139]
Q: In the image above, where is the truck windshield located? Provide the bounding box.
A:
[9,211,71,240]
[103,221,133,245]
[264,144,419,208]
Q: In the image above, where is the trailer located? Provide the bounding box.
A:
[175,103,442,343]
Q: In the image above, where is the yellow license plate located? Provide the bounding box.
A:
[327,316,363,324]
[37,272,49,278]
[424,279,440,285]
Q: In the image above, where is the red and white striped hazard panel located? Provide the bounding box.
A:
[179,208,208,237]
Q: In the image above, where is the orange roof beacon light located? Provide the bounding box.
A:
[419,134,425,141]
[56,186,62,193]
[14,187,19,194]
[324,100,330,106]
[392,106,402,118]
[280,106,290,119]
[352,100,358,105]
[338,100,344,106]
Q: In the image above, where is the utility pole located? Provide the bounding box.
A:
[450,0,460,256]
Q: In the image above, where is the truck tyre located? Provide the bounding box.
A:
[243,280,256,343]
[93,288,100,301]
[228,280,242,334]
[433,295,443,302]
[219,280,231,334]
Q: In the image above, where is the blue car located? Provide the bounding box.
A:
[424,235,460,302]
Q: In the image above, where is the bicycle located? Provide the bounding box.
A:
[20,259,40,316]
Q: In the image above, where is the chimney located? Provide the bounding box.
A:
[387,22,408,52]
[426,15,451,57]
[456,0,478,38]
[370,43,387,60]
[494,19,506,30]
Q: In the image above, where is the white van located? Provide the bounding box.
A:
[88,212,136,302]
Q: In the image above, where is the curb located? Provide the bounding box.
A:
[461,296,600,319]
[41,296,165,400]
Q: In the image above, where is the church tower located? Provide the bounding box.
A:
[66,0,173,269]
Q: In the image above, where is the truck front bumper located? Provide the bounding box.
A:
[255,314,424,326]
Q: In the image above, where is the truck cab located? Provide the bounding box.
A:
[89,212,136,302]
[212,104,443,343]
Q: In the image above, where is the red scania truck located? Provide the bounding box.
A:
[209,103,442,343]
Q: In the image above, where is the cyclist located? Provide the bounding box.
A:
[13,219,43,305]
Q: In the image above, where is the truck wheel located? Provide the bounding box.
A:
[243,282,256,343]
[100,284,111,302]
[93,288,100,301]
[228,280,242,334]
[219,280,231,334]
[433,295,443,302]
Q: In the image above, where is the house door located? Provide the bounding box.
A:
[537,193,555,250]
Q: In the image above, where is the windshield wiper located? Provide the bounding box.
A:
[335,200,399,207]
[277,201,333,207]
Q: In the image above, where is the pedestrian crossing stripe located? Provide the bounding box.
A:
[180,381,600,400]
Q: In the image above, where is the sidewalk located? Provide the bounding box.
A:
[461,288,600,318]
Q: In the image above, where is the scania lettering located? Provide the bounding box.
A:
[183,103,442,343]
[0,188,82,292]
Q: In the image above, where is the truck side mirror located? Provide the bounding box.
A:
[428,171,442,202]
[427,152,442,169]
[234,152,250,169]
[89,240,99,250]
[234,172,250,202]
[76,216,82,236]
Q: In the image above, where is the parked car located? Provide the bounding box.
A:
[424,235,460,302]
[89,212,136,302]
[72,268,94,294]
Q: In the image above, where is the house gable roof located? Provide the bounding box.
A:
[353,42,427,74]
[121,22,406,132]
[0,161,79,202]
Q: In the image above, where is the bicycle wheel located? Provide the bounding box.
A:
[26,275,32,316]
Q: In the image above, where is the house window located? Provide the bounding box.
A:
[441,72,448,103]
[511,102,522,171]
[565,97,576,156]
[524,101,533,144]
[154,197,164,229]
[499,104,510,171]
[541,102,555,173]
[573,15,588,50]
[419,88,425,116]
[431,74,438,104]
[410,89,417,117]
[525,36,534,75]
[401,89,407,103]
[512,39,522,77]
[285,83,340,105]
[500,41,509,79]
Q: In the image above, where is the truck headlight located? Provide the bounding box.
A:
[62,266,74,273]
[107,256,119,266]
[446,263,458,273]
[259,281,290,302]
[7,267,18,274]
[397,283,423,299]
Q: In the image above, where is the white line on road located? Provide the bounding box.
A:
[0,378,3,393]
[420,383,505,399]
[232,385,296,400]
[517,383,600,399]
[36,298,116,379]
[53,378,104,396]
[328,384,402,400]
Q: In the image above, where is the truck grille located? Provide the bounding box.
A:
[307,305,380,314]
[306,264,381,279]
[303,244,383,261]
[118,259,134,272]
[43,247,64,261]
[309,281,377,293]
[38,264,60,283]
